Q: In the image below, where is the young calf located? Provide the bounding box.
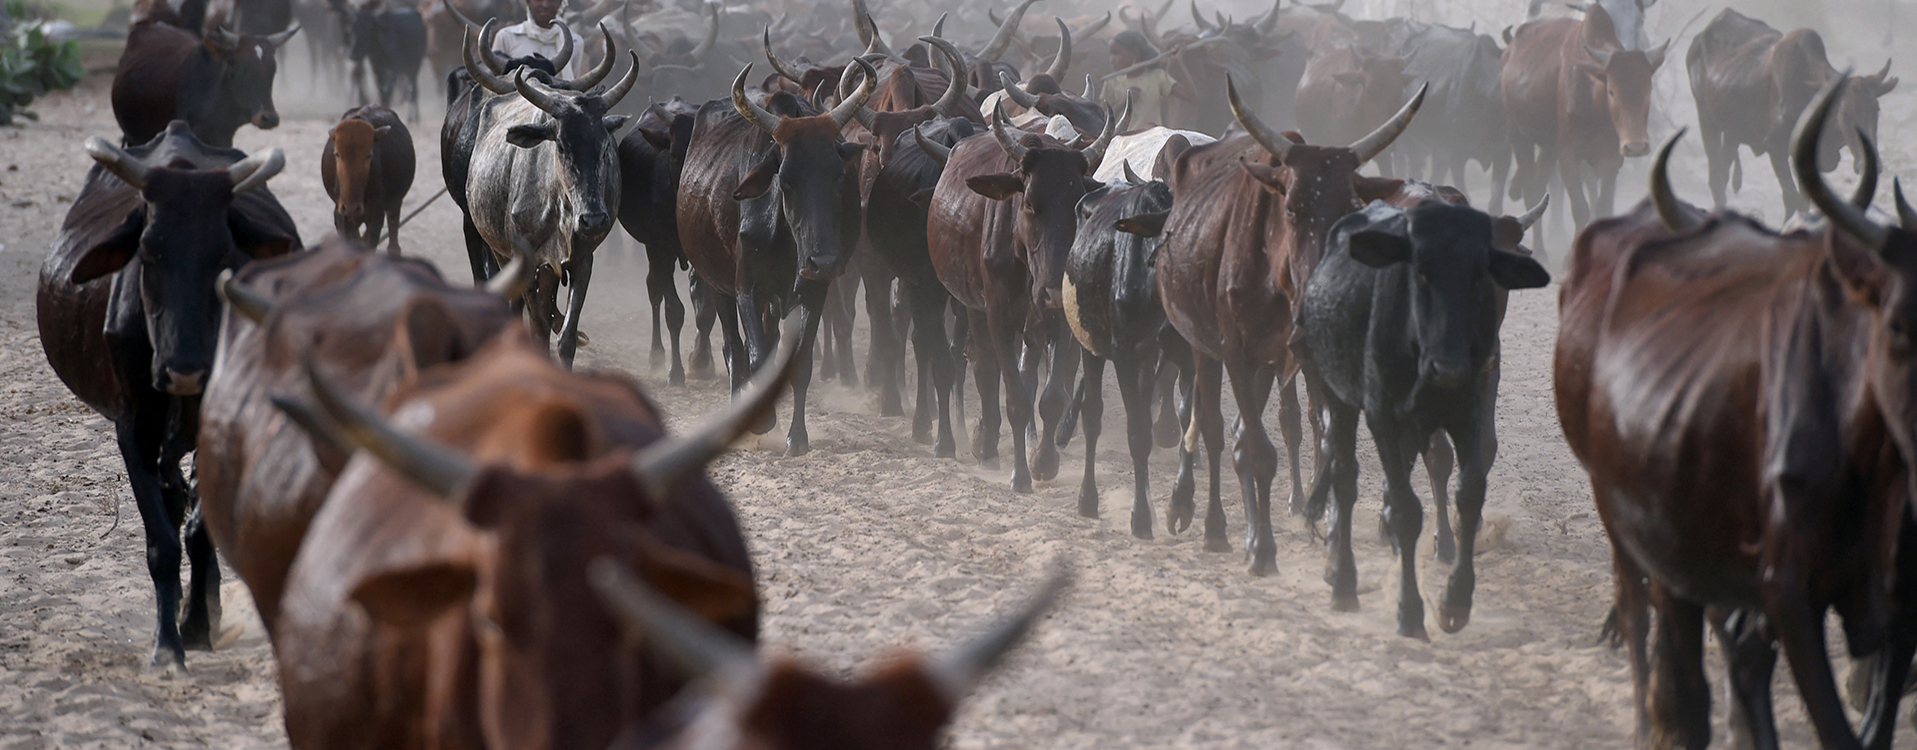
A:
[321,105,416,253]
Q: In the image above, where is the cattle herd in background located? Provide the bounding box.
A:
[24,0,1917,745]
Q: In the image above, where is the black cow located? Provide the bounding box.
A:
[1296,199,1549,640]
[110,21,298,148]
[348,2,427,122]
[36,121,299,665]
[617,96,701,384]
[1395,22,1510,214]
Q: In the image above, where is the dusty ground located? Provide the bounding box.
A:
[5,1,1917,746]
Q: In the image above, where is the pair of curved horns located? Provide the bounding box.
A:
[1226,74,1424,165]
[1793,73,1888,246]
[732,58,877,135]
[977,0,1041,61]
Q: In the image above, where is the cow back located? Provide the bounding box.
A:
[925,133,1021,313]
[1499,17,1576,146]
[675,99,778,298]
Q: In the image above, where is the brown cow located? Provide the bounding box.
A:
[195,236,522,641]
[1501,2,1665,231]
[1293,42,1412,157]
[111,21,297,148]
[270,317,801,750]
[1686,8,1896,219]
[1153,77,1418,574]
[592,561,1066,750]
[320,106,417,254]
[1557,77,1917,750]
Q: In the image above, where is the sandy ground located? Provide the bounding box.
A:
[6,1,1917,746]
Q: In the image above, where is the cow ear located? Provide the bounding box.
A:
[1332,72,1364,86]
[373,125,392,139]
[351,561,478,629]
[1828,232,1889,306]
[1486,247,1551,290]
[967,173,1025,201]
[1491,216,1526,251]
[1116,210,1170,237]
[602,114,630,133]
[732,155,780,201]
[229,204,301,259]
[506,123,558,149]
[1355,176,1406,204]
[1238,158,1286,195]
[1346,227,1413,268]
[202,34,234,58]
[69,209,145,284]
[639,127,673,151]
[908,188,935,208]
[837,141,865,161]
[1576,56,1607,80]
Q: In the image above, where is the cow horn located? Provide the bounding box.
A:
[1044,17,1071,82]
[1121,159,1142,184]
[213,24,243,49]
[1074,11,1111,41]
[564,23,619,90]
[921,35,979,105]
[597,51,640,107]
[264,23,300,47]
[1348,81,1425,164]
[1138,8,1164,49]
[1795,74,1888,247]
[631,311,804,500]
[762,27,804,82]
[689,2,718,61]
[477,18,509,75]
[998,71,1040,108]
[1080,96,1124,172]
[924,566,1070,705]
[304,355,479,499]
[575,0,618,27]
[1150,0,1175,23]
[1226,74,1292,162]
[1253,0,1281,34]
[1583,43,1612,68]
[914,123,951,166]
[853,0,875,44]
[978,0,1041,61]
[270,394,353,462]
[463,25,515,94]
[1190,0,1212,30]
[731,65,784,135]
[1516,194,1548,231]
[216,269,273,324]
[587,558,763,692]
[1849,127,1879,210]
[922,36,968,117]
[84,137,150,189]
[1895,178,1917,229]
[932,11,946,37]
[861,12,896,59]
[991,103,1030,162]
[228,147,285,194]
[483,237,535,299]
[1648,128,1697,231]
[547,20,576,72]
[828,58,878,129]
[444,0,485,33]
[515,69,562,114]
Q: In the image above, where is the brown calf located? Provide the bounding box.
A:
[321,106,417,254]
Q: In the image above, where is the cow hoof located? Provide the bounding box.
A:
[1399,621,1431,642]
[786,436,810,457]
[934,438,956,459]
[668,365,685,387]
[1167,502,1193,535]
[650,347,665,370]
[1011,475,1033,494]
[1031,445,1059,481]
[1077,487,1098,518]
[1434,538,1456,566]
[1204,536,1231,553]
[1332,593,1360,613]
[1438,605,1471,634]
[1247,556,1277,578]
[1130,513,1153,540]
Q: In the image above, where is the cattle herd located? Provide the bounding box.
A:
[19,0,1917,745]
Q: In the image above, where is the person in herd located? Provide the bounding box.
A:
[493,0,587,79]
[1099,30,1196,129]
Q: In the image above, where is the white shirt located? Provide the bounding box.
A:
[493,20,587,80]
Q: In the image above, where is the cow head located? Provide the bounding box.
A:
[967,101,1120,310]
[1827,60,1899,176]
[327,115,392,233]
[729,58,877,280]
[1226,75,1422,272]
[590,559,1066,750]
[287,316,804,750]
[204,24,298,131]
[852,36,975,167]
[75,126,291,395]
[1796,74,1917,476]
[1575,40,1665,157]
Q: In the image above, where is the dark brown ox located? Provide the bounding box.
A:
[1557,78,1917,750]
[272,317,802,750]
[1293,42,1412,159]
[111,21,298,148]
[36,122,298,665]
[593,560,1065,750]
[926,103,1119,492]
[1501,2,1665,230]
[1686,8,1896,219]
[1153,77,1419,574]
[320,106,416,254]
[195,236,521,642]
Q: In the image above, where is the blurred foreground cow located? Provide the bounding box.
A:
[321,105,416,253]
[1556,79,1917,750]
[593,561,1067,750]
[37,121,298,665]
[270,318,802,749]
[112,21,297,148]
[195,236,521,640]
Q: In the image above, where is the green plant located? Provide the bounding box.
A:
[0,0,84,125]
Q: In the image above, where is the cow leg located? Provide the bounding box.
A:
[1115,352,1156,540]
[1487,153,1510,217]
[1768,149,1806,223]
[1369,420,1427,640]
[861,263,903,416]
[1605,526,1656,746]
[555,252,594,368]
[1859,520,1917,750]
[1076,350,1105,519]
[1422,432,1456,564]
[382,201,401,255]
[1192,354,1228,551]
[651,254,688,385]
[1153,346,1182,448]
[1309,377,1361,610]
[461,214,495,284]
[1713,607,1781,750]
[1703,126,1732,209]
[528,265,559,352]
[1224,360,1278,577]
[1648,588,1713,750]
[1596,166,1619,221]
[911,290,957,456]
[784,281,829,457]
[969,308,1002,470]
[1770,568,1866,749]
[1163,342,1198,532]
[115,403,187,667]
[162,398,219,651]
[1437,412,1491,634]
[998,314,1038,493]
[1559,152,1592,231]
[688,273,719,380]
[1032,318,1076,482]
[1279,374,1305,517]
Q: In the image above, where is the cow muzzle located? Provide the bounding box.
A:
[1423,360,1469,391]
[577,211,614,240]
[162,368,207,396]
[254,110,280,130]
[1620,141,1650,158]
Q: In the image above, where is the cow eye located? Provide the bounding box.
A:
[1890,318,1913,355]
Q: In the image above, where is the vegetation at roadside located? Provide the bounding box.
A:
[1,0,86,125]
